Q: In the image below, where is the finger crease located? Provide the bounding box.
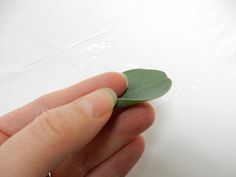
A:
[37,97,49,114]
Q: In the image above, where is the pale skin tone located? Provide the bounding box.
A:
[0,72,155,177]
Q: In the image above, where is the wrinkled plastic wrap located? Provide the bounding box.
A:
[1,0,236,176]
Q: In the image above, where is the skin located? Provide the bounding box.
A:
[0,72,155,177]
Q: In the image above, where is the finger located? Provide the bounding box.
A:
[76,103,154,174]
[0,72,127,137]
[52,103,155,176]
[86,136,145,177]
[0,88,117,177]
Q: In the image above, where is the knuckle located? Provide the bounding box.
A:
[41,110,66,138]
[30,109,74,146]
[36,96,49,113]
[29,102,93,148]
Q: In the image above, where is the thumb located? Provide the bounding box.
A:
[0,88,117,177]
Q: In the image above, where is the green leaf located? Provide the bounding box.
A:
[117,69,172,107]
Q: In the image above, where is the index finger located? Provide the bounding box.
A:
[0,72,127,137]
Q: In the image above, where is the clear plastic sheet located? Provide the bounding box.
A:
[1,0,236,176]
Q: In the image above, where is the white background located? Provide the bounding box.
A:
[0,0,236,176]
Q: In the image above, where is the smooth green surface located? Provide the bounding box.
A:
[117,69,172,107]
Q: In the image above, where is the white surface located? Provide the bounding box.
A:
[1,0,236,176]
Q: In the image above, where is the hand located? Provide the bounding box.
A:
[0,72,155,177]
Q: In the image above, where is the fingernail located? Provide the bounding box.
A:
[76,88,117,118]
[121,73,128,87]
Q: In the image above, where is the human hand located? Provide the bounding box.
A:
[0,72,155,177]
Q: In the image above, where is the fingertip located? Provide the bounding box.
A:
[100,88,117,106]
[126,102,156,130]
[103,72,128,96]
[139,102,156,126]
[120,73,128,88]
[132,136,145,157]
